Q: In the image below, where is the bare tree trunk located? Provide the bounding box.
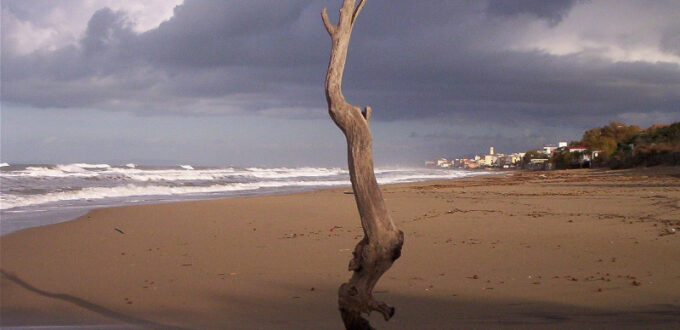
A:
[321,1,404,329]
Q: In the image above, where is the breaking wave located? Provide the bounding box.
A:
[1,163,492,212]
[1,180,346,210]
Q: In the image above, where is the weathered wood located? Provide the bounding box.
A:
[321,1,404,329]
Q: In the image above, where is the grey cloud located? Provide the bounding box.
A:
[404,128,568,159]
[661,29,680,56]
[2,0,679,129]
[81,8,136,56]
[485,0,580,25]
[135,0,317,68]
[408,131,466,140]
[345,47,680,126]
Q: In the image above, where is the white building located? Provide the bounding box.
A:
[543,145,558,155]
[568,146,587,153]
[509,152,525,165]
[483,154,497,166]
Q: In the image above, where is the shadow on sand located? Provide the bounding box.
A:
[3,270,679,329]
[0,269,185,329]
[202,281,680,329]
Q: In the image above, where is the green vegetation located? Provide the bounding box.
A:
[611,122,680,168]
[522,149,546,164]
[551,149,583,169]
[581,121,642,164]
[525,121,680,170]
[582,121,679,168]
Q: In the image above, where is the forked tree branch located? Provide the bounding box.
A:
[352,0,366,24]
[362,106,371,123]
[321,8,335,35]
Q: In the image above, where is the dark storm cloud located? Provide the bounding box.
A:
[81,8,131,55]
[485,0,580,25]
[2,0,679,128]
[135,0,317,68]
[661,29,680,56]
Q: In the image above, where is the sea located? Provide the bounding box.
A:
[0,162,492,235]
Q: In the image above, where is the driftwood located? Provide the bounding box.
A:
[321,1,404,329]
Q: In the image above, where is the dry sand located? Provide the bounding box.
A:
[2,168,680,329]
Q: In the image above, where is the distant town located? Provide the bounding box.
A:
[426,121,678,170]
[425,142,597,170]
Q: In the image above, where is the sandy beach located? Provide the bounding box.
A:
[2,168,679,329]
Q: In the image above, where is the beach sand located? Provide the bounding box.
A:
[2,168,680,329]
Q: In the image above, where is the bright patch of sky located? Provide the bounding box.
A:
[2,0,182,55]
[512,0,680,64]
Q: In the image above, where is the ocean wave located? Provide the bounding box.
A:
[1,165,349,182]
[243,167,346,179]
[374,168,419,174]
[0,180,349,210]
[119,167,345,181]
[14,166,101,178]
[0,163,9,168]
[109,167,237,182]
[1,163,113,178]
[0,164,494,211]
[377,171,490,184]
[59,163,112,171]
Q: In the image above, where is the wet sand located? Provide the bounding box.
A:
[2,168,680,329]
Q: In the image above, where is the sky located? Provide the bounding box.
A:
[2,0,679,167]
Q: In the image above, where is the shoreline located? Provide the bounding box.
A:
[0,170,499,237]
[2,167,679,328]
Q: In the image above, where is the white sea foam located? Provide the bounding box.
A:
[113,166,345,182]
[0,165,348,182]
[58,163,111,171]
[12,166,100,178]
[111,167,235,182]
[0,163,9,167]
[1,165,493,213]
[243,167,346,179]
[1,165,496,235]
[1,163,113,178]
[0,180,348,210]
[376,171,486,184]
[1,165,485,183]
[374,168,415,174]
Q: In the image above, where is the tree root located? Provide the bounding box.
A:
[339,231,404,329]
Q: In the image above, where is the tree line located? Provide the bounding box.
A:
[523,121,680,169]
